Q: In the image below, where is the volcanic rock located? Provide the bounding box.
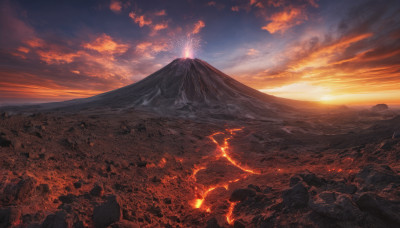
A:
[229,188,256,202]
[93,195,121,228]
[37,184,50,195]
[248,184,261,192]
[147,205,163,217]
[206,217,221,228]
[0,207,20,227]
[393,131,400,139]
[90,185,103,197]
[58,194,76,204]
[371,104,389,112]
[356,192,400,225]
[282,182,309,209]
[2,176,36,204]
[109,220,140,228]
[309,191,362,220]
[73,221,84,228]
[42,211,68,228]
[379,139,397,150]
[355,164,400,191]
[0,133,11,147]
[233,220,246,228]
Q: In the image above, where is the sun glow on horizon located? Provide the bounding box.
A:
[260,82,400,105]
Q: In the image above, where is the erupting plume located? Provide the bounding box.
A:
[190,128,260,224]
[183,39,194,58]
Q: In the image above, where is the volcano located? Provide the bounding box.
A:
[44,58,307,119]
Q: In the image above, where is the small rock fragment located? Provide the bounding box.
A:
[90,185,103,197]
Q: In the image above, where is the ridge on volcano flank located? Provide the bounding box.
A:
[45,58,304,119]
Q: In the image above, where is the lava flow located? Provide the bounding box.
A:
[191,128,260,224]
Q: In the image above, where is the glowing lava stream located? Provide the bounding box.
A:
[191,128,260,223]
[226,202,237,225]
[208,129,260,175]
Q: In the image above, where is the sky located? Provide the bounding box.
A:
[0,0,400,106]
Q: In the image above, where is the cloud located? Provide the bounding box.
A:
[231,6,240,12]
[154,10,166,16]
[109,0,122,13]
[247,48,259,56]
[241,0,400,104]
[153,22,168,32]
[37,50,82,64]
[83,34,129,55]
[0,1,36,47]
[136,41,169,59]
[17,46,29,53]
[129,12,152,27]
[190,20,205,35]
[262,7,307,34]
[25,38,44,48]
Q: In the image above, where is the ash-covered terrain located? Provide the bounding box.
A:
[1,59,400,228]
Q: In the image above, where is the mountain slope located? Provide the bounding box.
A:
[29,58,318,119]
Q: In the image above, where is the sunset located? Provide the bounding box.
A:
[1,0,399,105]
[1,1,400,227]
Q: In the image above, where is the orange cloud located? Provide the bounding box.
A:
[247,48,259,56]
[231,6,240,12]
[17,46,29,53]
[25,38,44,48]
[129,12,152,27]
[154,10,166,16]
[136,42,152,52]
[262,7,307,34]
[153,22,168,31]
[83,34,129,55]
[109,0,122,13]
[191,20,205,35]
[136,41,169,59]
[37,50,81,64]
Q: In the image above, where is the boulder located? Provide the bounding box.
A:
[393,131,400,139]
[2,176,36,204]
[58,194,76,204]
[90,185,103,197]
[206,217,221,228]
[0,133,12,147]
[371,104,388,112]
[93,195,121,228]
[282,182,309,209]
[109,220,140,228]
[0,207,20,227]
[229,188,256,202]
[356,193,400,225]
[309,191,362,220]
[290,171,325,187]
[355,164,400,191]
[233,220,245,228]
[42,211,68,228]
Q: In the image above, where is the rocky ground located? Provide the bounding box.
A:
[0,108,400,228]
